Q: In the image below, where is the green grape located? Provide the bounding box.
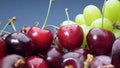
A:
[90,18,113,31]
[80,24,91,49]
[112,29,120,38]
[83,5,101,26]
[75,14,86,25]
[60,20,76,26]
[104,0,120,22]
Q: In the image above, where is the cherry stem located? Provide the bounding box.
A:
[0,20,2,24]
[35,21,39,26]
[84,54,94,68]
[46,25,59,30]
[14,59,25,68]
[0,16,17,35]
[42,0,54,29]
[65,8,70,22]
[0,30,10,34]
[101,0,106,28]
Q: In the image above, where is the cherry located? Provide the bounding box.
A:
[0,36,6,59]
[62,52,85,68]
[44,47,64,68]
[57,24,83,50]
[91,55,114,68]
[27,0,54,52]
[27,26,53,52]
[111,37,120,68]
[72,48,90,59]
[26,56,48,68]
[0,54,27,68]
[57,8,83,50]
[5,32,35,57]
[87,28,115,55]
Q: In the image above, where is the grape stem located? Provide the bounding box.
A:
[42,0,54,29]
[101,0,106,28]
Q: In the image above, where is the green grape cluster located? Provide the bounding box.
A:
[75,0,120,49]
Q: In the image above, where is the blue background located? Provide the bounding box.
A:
[0,0,104,33]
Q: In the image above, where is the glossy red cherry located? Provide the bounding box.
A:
[27,26,53,52]
[5,32,35,57]
[0,54,27,68]
[0,36,6,59]
[87,28,115,55]
[57,24,83,50]
[26,56,48,68]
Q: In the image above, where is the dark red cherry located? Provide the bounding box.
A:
[57,24,83,50]
[0,36,6,59]
[87,28,115,55]
[5,32,35,57]
[27,26,53,52]
[44,47,64,68]
[26,56,48,68]
[0,54,27,68]
[72,48,90,59]
[111,37,120,68]
[62,52,85,68]
[91,55,114,68]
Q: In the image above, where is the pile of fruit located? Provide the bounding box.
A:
[0,0,120,68]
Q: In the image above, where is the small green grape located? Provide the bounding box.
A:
[60,20,76,26]
[112,29,120,38]
[83,5,101,26]
[90,18,113,31]
[80,24,91,49]
[104,0,120,22]
[75,14,86,25]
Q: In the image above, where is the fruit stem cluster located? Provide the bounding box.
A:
[0,16,17,35]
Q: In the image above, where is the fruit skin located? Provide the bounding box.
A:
[91,55,112,68]
[72,48,90,59]
[57,24,83,50]
[90,18,113,31]
[26,56,48,68]
[111,37,120,68]
[44,47,64,68]
[62,52,85,68]
[5,32,35,57]
[75,14,86,25]
[80,24,91,48]
[83,5,101,25]
[61,20,76,26]
[27,26,53,52]
[104,0,120,22]
[87,28,115,55]
[0,54,27,68]
[0,36,6,59]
